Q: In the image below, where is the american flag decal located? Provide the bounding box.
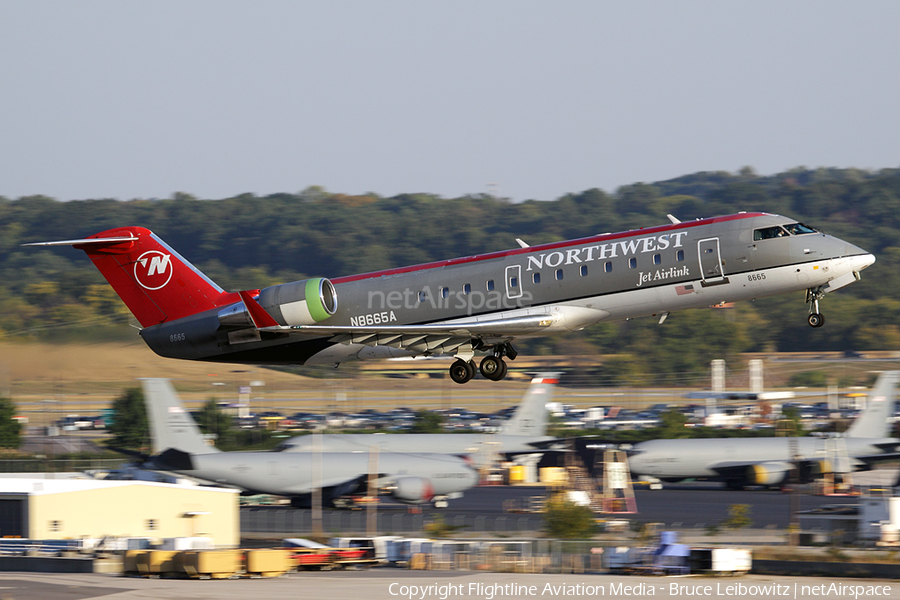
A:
[675,284,694,295]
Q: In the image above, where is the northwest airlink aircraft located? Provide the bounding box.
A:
[28,212,873,383]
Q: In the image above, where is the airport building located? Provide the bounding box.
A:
[0,479,239,546]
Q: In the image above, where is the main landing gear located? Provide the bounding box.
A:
[449,343,516,384]
[806,287,825,328]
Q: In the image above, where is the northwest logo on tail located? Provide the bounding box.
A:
[134,250,173,290]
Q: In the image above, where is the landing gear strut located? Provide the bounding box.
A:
[806,287,825,328]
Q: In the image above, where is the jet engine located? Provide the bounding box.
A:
[746,462,793,486]
[219,277,338,329]
[257,277,338,325]
[387,477,435,504]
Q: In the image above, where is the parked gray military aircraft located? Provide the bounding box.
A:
[28,213,873,383]
[628,371,900,489]
[141,378,478,508]
[277,373,561,466]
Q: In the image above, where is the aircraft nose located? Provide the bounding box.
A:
[835,238,875,271]
[844,242,875,271]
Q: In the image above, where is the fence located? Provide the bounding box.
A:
[0,458,123,473]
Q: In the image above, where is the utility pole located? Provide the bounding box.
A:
[312,431,322,537]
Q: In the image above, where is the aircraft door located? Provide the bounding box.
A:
[505,265,523,299]
[698,238,727,285]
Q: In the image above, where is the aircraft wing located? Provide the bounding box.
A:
[257,315,554,355]
[237,289,554,355]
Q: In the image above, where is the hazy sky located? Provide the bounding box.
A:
[1,1,899,202]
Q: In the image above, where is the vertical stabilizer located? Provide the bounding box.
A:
[845,371,899,439]
[500,372,559,437]
[26,228,234,328]
[142,378,218,455]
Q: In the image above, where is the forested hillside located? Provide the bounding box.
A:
[2,167,898,383]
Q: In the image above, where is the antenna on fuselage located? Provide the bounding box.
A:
[515,238,530,248]
[666,214,681,224]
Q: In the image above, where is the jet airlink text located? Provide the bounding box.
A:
[637,265,691,287]
[525,232,688,272]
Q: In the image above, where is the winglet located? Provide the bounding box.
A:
[239,290,280,328]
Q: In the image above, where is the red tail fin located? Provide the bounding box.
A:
[75,227,234,328]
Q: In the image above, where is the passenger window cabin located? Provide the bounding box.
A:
[555,269,563,281]
[533,273,541,284]
[580,265,588,276]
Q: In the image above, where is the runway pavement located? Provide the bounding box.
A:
[2,570,899,600]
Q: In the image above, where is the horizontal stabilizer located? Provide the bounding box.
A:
[23,235,138,247]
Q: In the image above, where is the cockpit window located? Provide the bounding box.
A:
[783,222,816,235]
[753,226,790,241]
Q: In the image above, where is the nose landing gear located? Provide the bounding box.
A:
[806,287,825,328]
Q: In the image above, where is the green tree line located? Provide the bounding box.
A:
[2,166,899,383]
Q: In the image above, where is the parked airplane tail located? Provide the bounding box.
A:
[845,371,899,439]
[26,227,235,328]
[500,372,559,437]
[142,378,219,456]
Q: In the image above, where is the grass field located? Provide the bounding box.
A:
[2,340,898,427]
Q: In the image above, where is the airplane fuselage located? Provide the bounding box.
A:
[137,212,874,368]
[629,436,896,486]
[165,450,478,500]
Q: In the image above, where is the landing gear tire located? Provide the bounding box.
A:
[807,313,824,328]
[479,356,508,381]
[449,359,475,384]
[496,359,508,380]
